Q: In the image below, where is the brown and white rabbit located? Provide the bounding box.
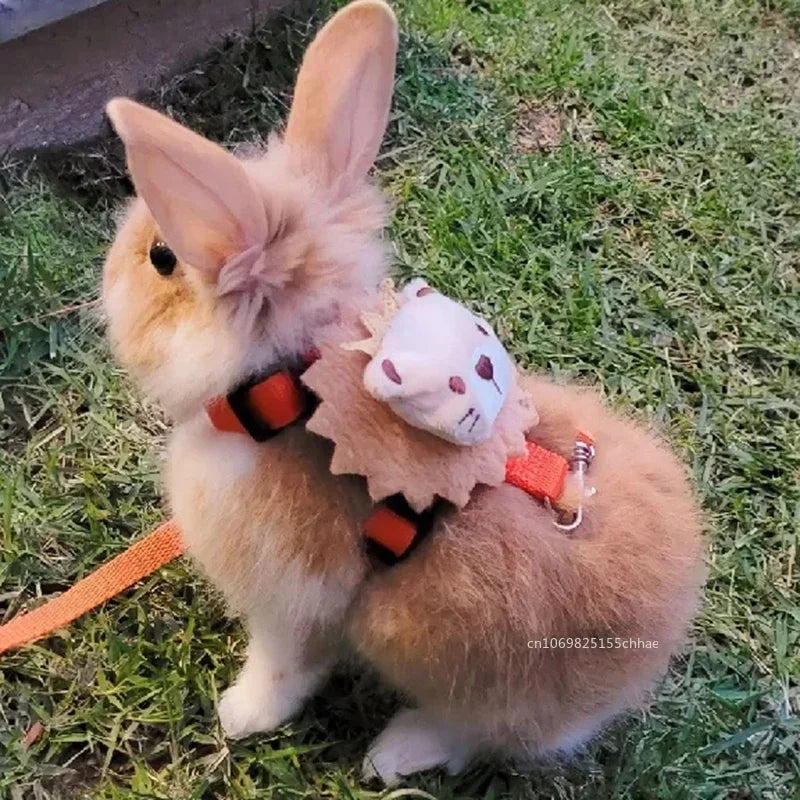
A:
[102,0,705,784]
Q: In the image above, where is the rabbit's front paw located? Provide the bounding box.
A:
[218,676,297,739]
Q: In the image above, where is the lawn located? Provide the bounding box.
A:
[1,0,799,797]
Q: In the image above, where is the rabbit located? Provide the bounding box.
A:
[102,0,705,785]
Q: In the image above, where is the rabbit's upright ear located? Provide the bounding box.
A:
[106,98,268,276]
[285,0,397,186]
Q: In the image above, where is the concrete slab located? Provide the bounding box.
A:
[0,0,293,152]
[0,0,113,44]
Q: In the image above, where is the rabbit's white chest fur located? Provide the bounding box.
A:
[165,415,362,623]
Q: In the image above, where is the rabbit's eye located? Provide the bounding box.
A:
[149,242,177,276]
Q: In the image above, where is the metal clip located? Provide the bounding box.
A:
[551,433,595,532]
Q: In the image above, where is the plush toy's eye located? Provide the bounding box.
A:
[149,242,177,276]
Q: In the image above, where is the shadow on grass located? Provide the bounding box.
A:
[25,0,490,210]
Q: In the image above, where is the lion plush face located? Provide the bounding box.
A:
[363,280,513,446]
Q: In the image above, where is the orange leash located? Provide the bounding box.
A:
[0,520,183,655]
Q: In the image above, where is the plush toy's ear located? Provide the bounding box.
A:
[400,278,436,304]
[106,98,268,276]
[285,0,397,187]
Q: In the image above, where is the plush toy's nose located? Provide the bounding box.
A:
[475,355,494,380]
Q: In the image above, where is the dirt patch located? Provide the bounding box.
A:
[760,11,800,41]
[515,103,562,152]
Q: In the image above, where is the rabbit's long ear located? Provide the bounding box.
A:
[107,98,267,276]
[285,0,397,186]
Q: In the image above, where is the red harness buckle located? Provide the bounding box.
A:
[206,370,313,441]
[363,495,441,565]
[364,507,417,559]
[248,371,307,430]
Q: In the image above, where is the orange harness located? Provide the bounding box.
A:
[0,367,589,655]
[205,368,583,560]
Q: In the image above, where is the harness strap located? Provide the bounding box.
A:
[504,441,569,502]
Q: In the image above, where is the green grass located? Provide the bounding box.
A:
[1,0,799,797]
